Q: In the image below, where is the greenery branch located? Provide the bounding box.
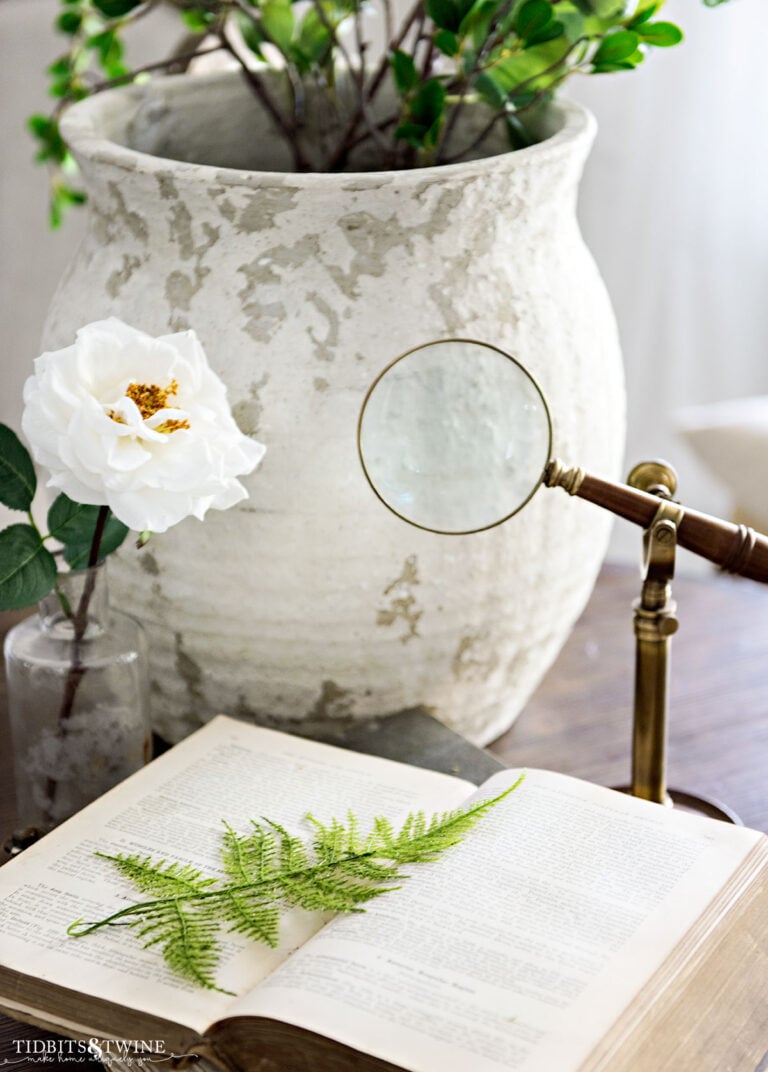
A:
[28,0,734,222]
[67,775,525,992]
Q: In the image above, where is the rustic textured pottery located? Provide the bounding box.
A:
[45,71,625,744]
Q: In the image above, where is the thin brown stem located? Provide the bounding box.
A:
[83,45,226,94]
[228,0,305,123]
[114,0,164,28]
[418,28,437,80]
[220,25,311,171]
[87,507,110,570]
[326,0,424,171]
[438,36,587,164]
[343,111,399,157]
[435,83,470,164]
[350,4,399,158]
[44,506,111,825]
[381,0,394,52]
[439,106,505,164]
[493,36,587,104]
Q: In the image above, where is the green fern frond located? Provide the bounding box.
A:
[345,810,364,854]
[94,852,217,898]
[264,819,310,873]
[306,814,349,864]
[219,888,280,947]
[69,775,525,991]
[146,900,229,994]
[221,823,276,886]
[371,814,397,854]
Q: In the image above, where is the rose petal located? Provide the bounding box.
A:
[22,318,266,534]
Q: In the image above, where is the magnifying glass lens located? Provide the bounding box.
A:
[358,339,552,534]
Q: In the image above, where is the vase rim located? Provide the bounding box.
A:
[59,69,597,192]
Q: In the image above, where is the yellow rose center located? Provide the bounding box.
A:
[110,379,190,433]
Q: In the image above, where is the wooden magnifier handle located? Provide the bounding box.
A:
[545,460,768,585]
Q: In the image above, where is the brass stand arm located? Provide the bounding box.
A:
[544,460,768,583]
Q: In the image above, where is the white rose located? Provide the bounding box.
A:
[22,318,266,534]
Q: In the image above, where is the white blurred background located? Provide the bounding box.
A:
[1,0,766,567]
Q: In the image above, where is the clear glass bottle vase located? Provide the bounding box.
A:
[3,563,150,836]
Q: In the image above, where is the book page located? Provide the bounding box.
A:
[0,716,472,1036]
[237,768,762,1072]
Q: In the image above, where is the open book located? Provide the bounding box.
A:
[0,715,766,1072]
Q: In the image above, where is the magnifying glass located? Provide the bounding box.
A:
[358,338,768,583]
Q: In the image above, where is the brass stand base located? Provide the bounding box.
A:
[613,786,742,825]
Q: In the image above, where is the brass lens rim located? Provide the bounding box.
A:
[357,337,554,536]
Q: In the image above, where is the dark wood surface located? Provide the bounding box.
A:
[1,562,767,1069]
[490,563,768,833]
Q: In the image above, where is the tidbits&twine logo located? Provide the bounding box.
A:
[3,1038,198,1067]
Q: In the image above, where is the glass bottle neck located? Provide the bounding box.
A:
[39,564,110,639]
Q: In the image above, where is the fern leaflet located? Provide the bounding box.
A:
[68,775,524,992]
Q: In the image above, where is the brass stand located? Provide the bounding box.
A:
[616,461,742,825]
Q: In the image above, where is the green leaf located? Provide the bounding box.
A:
[404,79,447,148]
[434,29,460,56]
[394,122,428,147]
[238,12,267,59]
[508,87,542,109]
[516,0,554,39]
[426,0,462,33]
[592,29,640,65]
[60,185,87,206]
[181,9,217,32]
[505,111,535,149]
[627,2,661,27]
[474,71,506,109]
[583,0,624,15]
[524,19,564,47]
[294,9,332,68]
[47,57,73,79]
[49,181,86,229]
[261,0,295,54]
[28,114,52,138]
[0,525,57,610]
[0,424,37,511]
[56,11,83,34]
[96,852,218,899]
[47,494,96,544]
[28,115,68,164]
[390,49,419,95]
[91,0,142,16]
[637,20,683,47]
[555,9,586,43]
[410,79,446,126]
[485,37,572,94]
[87,30,126,76]
[592,60,636,72]
[48,495,129,566]
[457,0,497,46]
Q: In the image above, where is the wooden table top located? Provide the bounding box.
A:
[489,563,768,833]
[0,562,767,1068]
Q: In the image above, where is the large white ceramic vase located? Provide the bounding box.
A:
[45,71,625,744]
